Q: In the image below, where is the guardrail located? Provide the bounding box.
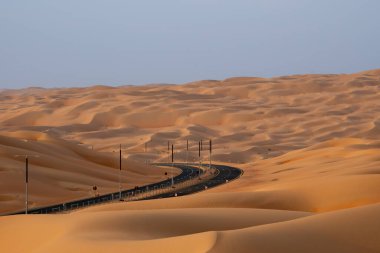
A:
[2,163,241,215]
[128,165,219,201]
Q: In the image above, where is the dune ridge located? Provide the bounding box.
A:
[0,69,379,252]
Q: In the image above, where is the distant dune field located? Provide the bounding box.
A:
[0,69,379,252]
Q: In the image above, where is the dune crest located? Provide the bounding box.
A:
[0,69,379,252]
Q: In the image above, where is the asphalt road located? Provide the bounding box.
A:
[6,163,242,215]
[143,164,242,199]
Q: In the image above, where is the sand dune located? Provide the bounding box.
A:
[209,203,380,253]
[0,198,312,252]
[0,203,378,253]
[0,133,174,214]
[0,69,379,252]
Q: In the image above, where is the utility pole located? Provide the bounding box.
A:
[171,144,174,187]
[25,156,29,214]
[198,141,201,178]
[171,144,174,163]
[119,144,122,199]
[209,139,212,171]
[199,141,201,157]
[15,154,39,214]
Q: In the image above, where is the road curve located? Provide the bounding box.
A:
[144,164,242,199]
[5,163,243,215]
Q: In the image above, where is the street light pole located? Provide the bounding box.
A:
[119,144,122,199]
[25,156,29,214]
[209,139,212,171]
[15,154,39,214]
[198,141,201,178]
[171,144,174,187]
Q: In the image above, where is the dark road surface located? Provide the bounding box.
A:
[143,164,242,199]
[6,163,242,215]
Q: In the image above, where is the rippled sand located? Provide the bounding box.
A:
[0,69,379,252]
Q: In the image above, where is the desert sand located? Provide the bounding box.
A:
[0,69,379,252]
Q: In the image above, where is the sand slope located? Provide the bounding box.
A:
[209,203,380,253]
[0,206,311,253]
[0,203,379,253]
[0,69,379,252]
[0,132,176,214]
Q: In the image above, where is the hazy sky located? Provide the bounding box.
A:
[1,0,380,88]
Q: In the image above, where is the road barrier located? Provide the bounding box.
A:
[123,165,217,202]
[2,163,242,215]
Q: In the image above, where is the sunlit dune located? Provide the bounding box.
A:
[0,69,379,252]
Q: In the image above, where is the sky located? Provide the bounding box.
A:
[1,0,380,88]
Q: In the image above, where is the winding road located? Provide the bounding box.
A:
[8,163,243,215]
